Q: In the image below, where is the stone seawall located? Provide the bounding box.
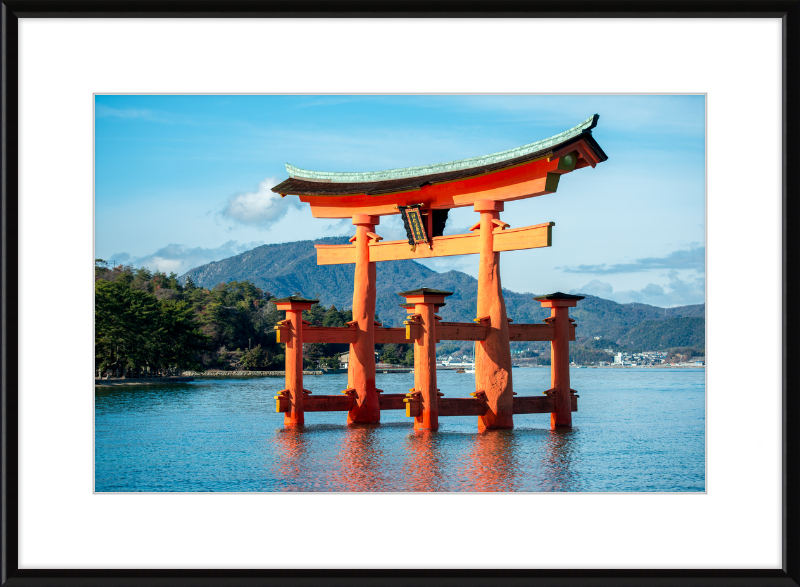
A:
[181,371,324,377]
[95,376,195,386]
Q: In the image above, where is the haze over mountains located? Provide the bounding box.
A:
[181,237,705,350]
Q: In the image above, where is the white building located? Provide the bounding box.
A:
[338,351,380,369]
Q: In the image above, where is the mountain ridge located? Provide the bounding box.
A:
[181,237,704,350]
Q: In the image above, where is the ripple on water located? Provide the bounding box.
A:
[95,368,705,492]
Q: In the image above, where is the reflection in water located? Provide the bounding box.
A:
[96,370,706,492]
[274,427,309,489]
[404,430,445,491]
[332,425,390,492]
[540,428,581,492]
[462,430,520,492]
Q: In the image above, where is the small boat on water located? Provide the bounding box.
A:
[456,368,466,373]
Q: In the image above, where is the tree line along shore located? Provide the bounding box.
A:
[95,260,703,379]
[94,260,413,379]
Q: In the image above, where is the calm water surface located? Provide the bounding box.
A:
[95,368,705,492]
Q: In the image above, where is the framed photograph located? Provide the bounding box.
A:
[2,1,797,585]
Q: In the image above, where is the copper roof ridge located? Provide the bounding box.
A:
[284,114,600,184]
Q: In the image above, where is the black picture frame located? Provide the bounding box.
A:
[1,1,797,586]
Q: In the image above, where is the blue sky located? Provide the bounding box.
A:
[95,95,705,307]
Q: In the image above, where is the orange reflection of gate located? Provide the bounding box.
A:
[274,427,308,488]
[404,430,445,492]
[463,430,520,492]
[332,425,389,492]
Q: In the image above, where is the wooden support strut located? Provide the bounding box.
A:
[347,214,381,424]
[272,297,318,426]
[399,289,451,431]
[474,199,514,430]
[535,293,584,429]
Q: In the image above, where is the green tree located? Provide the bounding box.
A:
[95,279,160,375]
[320,355,341,370]
[239,344,268,370]
[156,299,210,371]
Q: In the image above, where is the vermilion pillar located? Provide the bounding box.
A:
[400,288,452,431]
[348,214,381,424]
[474,199,514,430]
[273,296,318,427]
[534,292,584,428]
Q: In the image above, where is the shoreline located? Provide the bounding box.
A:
[94,365,705,386]
[95,376,195,386]
[512,365,705,369]
[182,370,323,377]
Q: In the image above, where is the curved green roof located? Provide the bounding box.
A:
[286,114,599,183]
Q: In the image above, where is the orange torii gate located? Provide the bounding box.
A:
[271,115,607,431]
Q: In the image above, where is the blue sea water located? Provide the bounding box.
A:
[95,368,705,492]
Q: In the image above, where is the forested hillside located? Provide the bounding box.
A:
[180,238,705,352]
[95,261,370,375]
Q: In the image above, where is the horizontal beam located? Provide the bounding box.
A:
[302,326,358,344]
[507,323,576,342]
[437,322,489,342]
[512,395,578,414]
[378,393,407,410]
[283,325,421,345]
[275,395,355,413]
[374,326,420,344]
[304,395,356,412]
[277,393,577,416]
[438,398,488,417]
[316,223,553,265]
[403,395,579,418]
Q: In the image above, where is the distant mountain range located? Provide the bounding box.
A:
[181,237,705,350]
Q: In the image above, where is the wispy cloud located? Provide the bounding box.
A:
[95,104,178,123]
[322,219,353,236]
[560,246,704,275]
[109,241,264,276]
[570,270,705,307]
[107,252,131,265]
[375,215,410,242]
[220,177,302,229]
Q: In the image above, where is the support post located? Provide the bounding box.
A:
[348,214,381,424]
[400,288,452,431]
[534,292,584,428]
[273,296,318,427]
[473,199,514,430]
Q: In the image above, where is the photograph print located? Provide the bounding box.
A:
[94,94,705,492]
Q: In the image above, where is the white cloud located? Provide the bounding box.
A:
[570,270,704,307]
[220,177,301,228]
[115,241,264,275]
[560,245,705,274]
[375,215,409,242]
[107,252,130,265]
[322,219,353,236]
[572,279,614,297]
